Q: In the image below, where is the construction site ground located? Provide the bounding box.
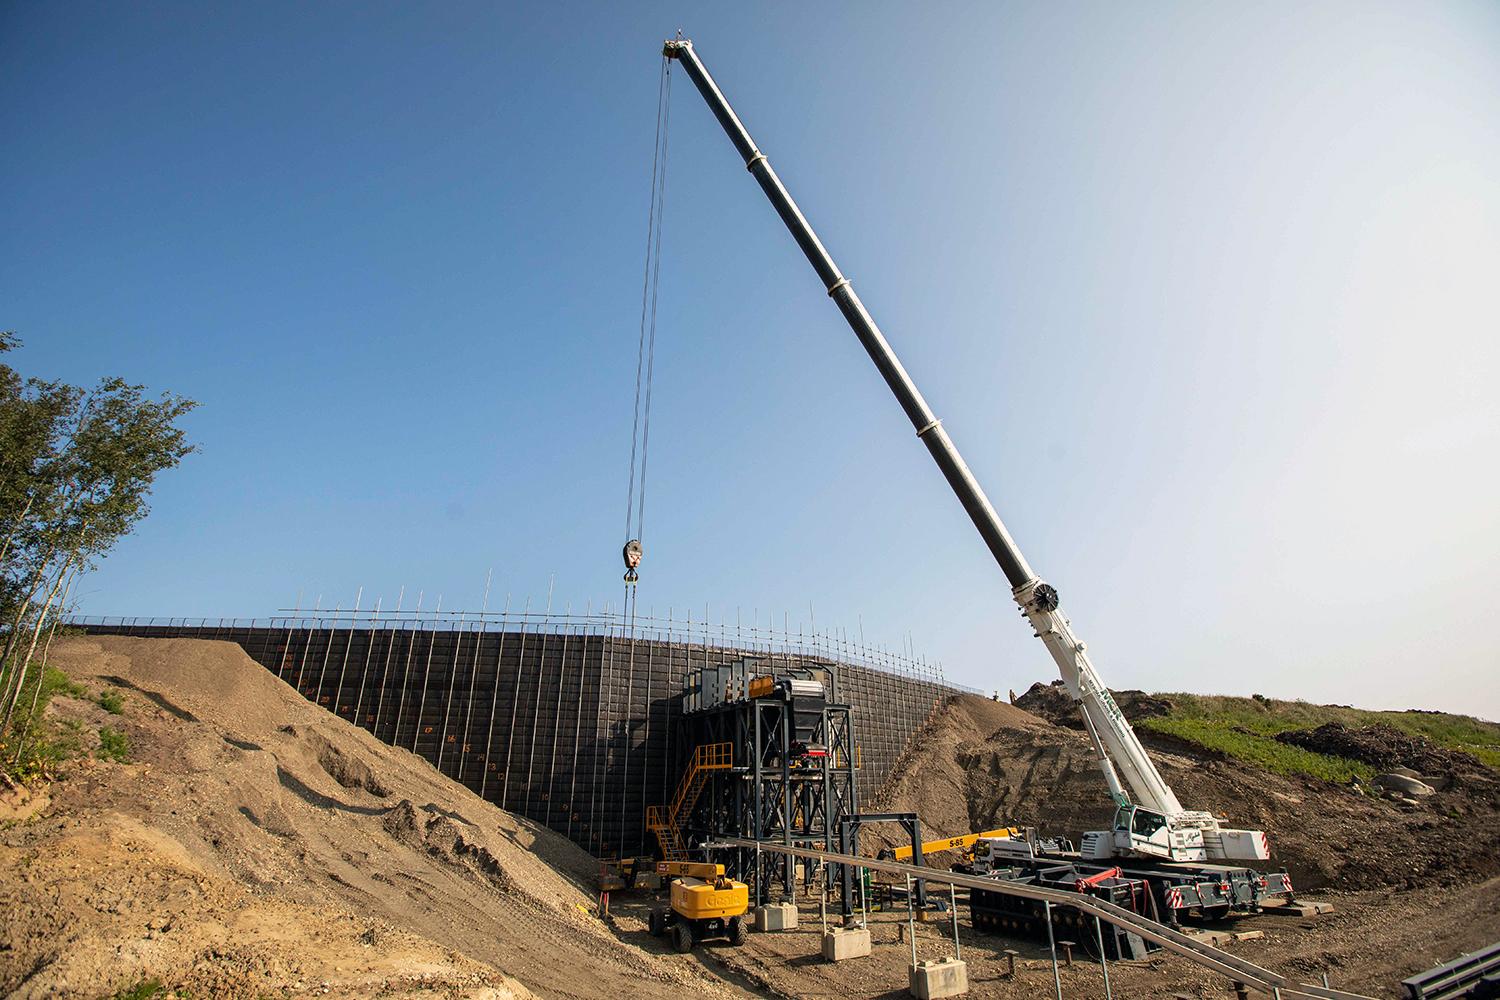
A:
[611,878,1500,1000]
[2,637,1496,999]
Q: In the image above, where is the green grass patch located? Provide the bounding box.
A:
[26,663,86,702]
[97,688,125,714]
[112,979,165,1000]
[98,725,130,763]
[0,664,88,783]
[1137,716,1373,783]
[1138,692,1500,779]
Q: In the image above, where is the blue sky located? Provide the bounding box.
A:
[5,2,1498,718]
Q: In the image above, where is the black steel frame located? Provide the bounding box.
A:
[679,687,858,903]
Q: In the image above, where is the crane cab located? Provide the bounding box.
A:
[1083,806,1208,862]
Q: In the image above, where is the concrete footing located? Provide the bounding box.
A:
[1186,928,1265,948]
[821,926,871,961]
[754,903,798,931]
[909,957,968,998]
[1263,900,1335,917]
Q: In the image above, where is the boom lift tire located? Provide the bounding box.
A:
[728,914,747,945]
[648,908,665,936]
[670,922,694,953]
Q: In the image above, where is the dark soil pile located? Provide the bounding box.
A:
[1276,722,1485,776]
[1012,679,1174,729]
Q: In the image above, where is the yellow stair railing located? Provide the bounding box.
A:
[647,742,732,861]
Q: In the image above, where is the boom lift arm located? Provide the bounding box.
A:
[662,37,1268,863]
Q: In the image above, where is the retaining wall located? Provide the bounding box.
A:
[79,619,957,858]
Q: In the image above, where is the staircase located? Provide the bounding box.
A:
[648,742,732,861]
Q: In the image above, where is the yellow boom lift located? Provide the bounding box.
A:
[648,861,750,953]
[880,828,1023,865]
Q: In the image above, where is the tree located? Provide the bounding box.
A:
[0,334,197,767]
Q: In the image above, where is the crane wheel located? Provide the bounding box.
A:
[670,922,694,953]
[727,915,747,946]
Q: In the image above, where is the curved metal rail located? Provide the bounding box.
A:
[714,837,1372,1000]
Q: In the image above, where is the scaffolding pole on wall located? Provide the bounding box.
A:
[68,611,974,858]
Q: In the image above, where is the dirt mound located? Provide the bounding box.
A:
[873,692,1500,893]
[0,637,750,999]
[1013,680,1173,729]
[1276,722,1485,776]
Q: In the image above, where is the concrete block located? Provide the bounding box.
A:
[1264,900,1335,918]
[909,957,968,999]
[821,926,871,961]
[1187,928,1264,948]
[754,903,798,931]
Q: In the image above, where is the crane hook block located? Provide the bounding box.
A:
[622,539,643,584]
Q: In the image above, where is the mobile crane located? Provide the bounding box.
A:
[662,37,1272,865]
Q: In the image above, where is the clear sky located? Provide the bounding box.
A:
[4,2,1497,719]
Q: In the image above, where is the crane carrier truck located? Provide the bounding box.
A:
[660,36,1293,915]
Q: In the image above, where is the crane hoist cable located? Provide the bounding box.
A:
[622,53,673,599]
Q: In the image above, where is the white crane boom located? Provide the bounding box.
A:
[662,37,1270,863]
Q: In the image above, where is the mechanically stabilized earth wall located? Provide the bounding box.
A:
[81,618,957,858]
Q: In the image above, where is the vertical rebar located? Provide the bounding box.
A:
[276,620,297,680]
[567,622,588,840]
[351,612,380,725]
[589,619,611,852]
[457,614,488,782]
[478,605,511,798]
[524,621,556,822]
[435,616,464,771]
[332,600,360,718]
[500,600,532,810]
[618,613,639,853]
[411,618,440,754]
[546,622,571,830]
[313,607,340,696]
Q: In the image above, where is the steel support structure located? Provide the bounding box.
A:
[677,689,857,902]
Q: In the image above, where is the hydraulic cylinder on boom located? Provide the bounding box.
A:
[662,36,1271,864]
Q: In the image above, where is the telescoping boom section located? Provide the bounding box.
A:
[662,36,1269,864]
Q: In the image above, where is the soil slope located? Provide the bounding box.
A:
[868,692,1500,995]
[878,693,1500,890]
[0,636,755,1000]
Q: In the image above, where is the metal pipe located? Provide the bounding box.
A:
[950,883,962,962]
[906,873,918,969]
[1045,900,1064,1000]
[708,836,1372,1000]
[1095,913,1113,999]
